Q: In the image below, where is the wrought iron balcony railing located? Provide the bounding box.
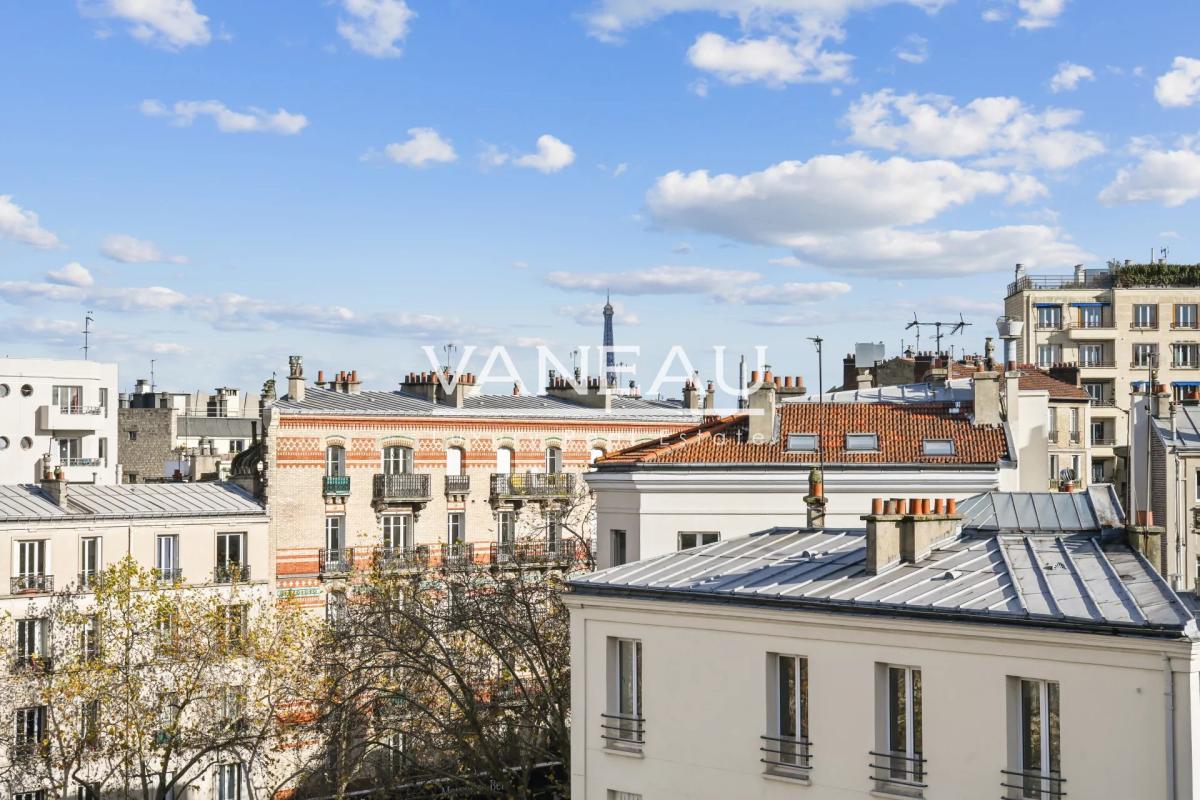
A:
[761,734,812,777]
[59,404,103,415]
[1000,768,1066,799]
[11,574,53,594]
[319,548,355,575]
[214,564,251,583]
[488,540,579,566]
[490,472,575,500]
[154,567,182,585]
[323,475,351,497]
[869,750,927,795]
[1088,397,1115,407]
[372,473,431,503]
[440,542,475,567]
[77,570,101,590]
[374,545,429,569]
[12,654,53,674]
[600,712,645,750]
[444,474,470,495]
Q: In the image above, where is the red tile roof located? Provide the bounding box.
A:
[600,402,1009,466]
[1009,365,1091,401]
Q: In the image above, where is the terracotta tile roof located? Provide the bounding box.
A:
[600,402,1009,467]
[1009,365,1091,401]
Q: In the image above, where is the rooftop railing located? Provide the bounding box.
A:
[869,750,927,796]
[1000,768,1066,799]
[761,734,812,777]
[1008,271,1113,295]
[601,712,645,751]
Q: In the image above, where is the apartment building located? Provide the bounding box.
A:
[1005,261,1200,496]
[0,358,119,485]
[566,488,1200,800]
[259,357,704,611]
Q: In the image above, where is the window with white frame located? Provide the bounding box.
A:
[765,653,810,775]
[155,535,179,582]
[325,445,346,477]
[15,618,47,666]
[845,433,879,451]
[1007,678,1061,799]
[52,385,83,412]
[496,447,513,474]
[383,445,413,475]
[497,511,514,546]
[1174,343,1200,367]
[382,515,412,550]
[546,511,563,552]
[216,532,245,580]
[216,763,244,800]
[1036,344,1061,367]
[922,439,954,456]
[545,447,562,474]
[447,512,465,544]
[1079,305,1104,328]
[1035,306,1061,329]
[445,446,464,476]
[677,531,719,550]
[15,791,45,800]
[80,536,100,587]
[1132,343,1158,367]
[81,615,99,662]
[1176,304,1198,329]
[874,664,924,791]
[1078,343,1102,366]
[611,530,627,566]
[325,516,345,553]
[15,540,46,579]
[1133,303,1157,328]
[14,705,46,754]
[786,433,818,451]
[605,637,643,749]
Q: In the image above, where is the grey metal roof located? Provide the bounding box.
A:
[1153,405,1200,451]
[175,416,258,438]
[788,383,972,405]
[274,387,700,422]
[572,522,1195,638]
[0,482,265,522]
[957,486,1125,533]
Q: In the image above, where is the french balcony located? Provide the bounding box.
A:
[11,739,47,761]
[1065,318,1115,334]
[374,545,429,570]
[601,712,645,752]
[11,653,53,674]
[1091,436,1117,447]
[372,473,432,511]
[319,548,354,576]
[77,570,101,590]
[11,574,53,594]
[440,542,476,568]
[1034,321,1062,331]
[490,472,575,504]
[1131,322,1160,331]
[488,540,580,567]
[444,474,470,496]
[1088,397,1116,408]
[213,563,251,584]
[38,404,104,433]
[1077,359,1115,369]
[322,475,351,497]
[869,750,927,797]
[1171,321,1199,331]
[154,567,182,585]
[1001,769,1066,799]
[1172,361,1200,370]
[1130,360,1157,369]
[761,734,812,779]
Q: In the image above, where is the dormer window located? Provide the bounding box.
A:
[845,433,878,451]
[786,433,818,452]
[922,439,955,456]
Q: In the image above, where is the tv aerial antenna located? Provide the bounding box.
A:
[904,313,972,355]
[82,311,95,360]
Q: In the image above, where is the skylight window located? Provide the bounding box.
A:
[845,433,878,451]
[923,439,955,456]
[786,433,818,451]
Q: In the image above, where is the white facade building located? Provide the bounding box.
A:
[567,489,1200,800]
[0,358,119,485]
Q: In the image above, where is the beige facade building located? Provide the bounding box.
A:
[567,488,1200,800]
[1005,261,1200,499]
[257,357,704,611]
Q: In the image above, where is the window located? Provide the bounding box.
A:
[1078,305,1104,328]
[1133,303,1158,328]
[875,665,923,790]
[15,792,45,800]
[1035,306,1061,329]
[546,511,563,551]
[16,618,47,666]
[845,433,879,451]
[52,385,83,412]
[216,763,244,800]
[325,445,346,477]
[1082,382,1105,404]
[1174,343,1200,367]
[325,516,345,553]
[382,515,412,550]
[445,447,463,477]
[98,437,108,466]
[81,699,100,747]
[1077,343,1103,366]
[229,439,245,453]
[216,532,245,580]
[58,437,82,464]
[1195,469,1200,503]
[1176,304,1198,329]
[545,447,562,474]
[14,705,46,756]
[677,531,719,550]
[497,511,514,546]
[921,439,954,456]
[765,653,810,776]
[447,512,465,544]
[99,388,108,414]
[81,616,99,662]
[155,535,179,582]
[496,446,514,474]
[1090,420,1106,445]
[1092,460,1105,484]
[1008,678,1061,799]
[220,605,248,650]
[786,433,818,451]
[1049,454,1060,482]
[128,430,138,442]
[1036,344,1061,367]
[606,638,643,749]
[16,540,47,579]
[383,445,413,475]
[611,530,627,567]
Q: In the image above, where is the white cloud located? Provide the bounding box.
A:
[0,195,61,249]
[843,89,1105,170]
[981,8,1007,22]
[380,128,457,166]
[81,0,211,50]
[894,34,928,64]
[612,162,629,177]
[1014,0,1067,29]
[1049,62,1094,93]
[1155,57,1200,108]
[722,281,851,304]
[510,260,530,269]
[1099,146,1200,207]
[141,99,308,135]
[689,79,710,97]
[100,234,188,264]
[0,280,187,312]
[558,301,641,326]
[1161,230,1182,240]
[337,0,414,58]
[545,265,850,305]
[687,28,852,86]
[46,262,94,287]
[1006,174,1049,204]
[646,154,1088,275]
[513,135,576,173]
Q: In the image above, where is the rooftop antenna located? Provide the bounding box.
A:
[442,343,457,372]
[905,313,972,356]
[1161,246,1170,264]
[82,311,95,360]
[150,359,157,393]
[807,337,824,472]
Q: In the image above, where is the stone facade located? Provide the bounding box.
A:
[117,407,176,483]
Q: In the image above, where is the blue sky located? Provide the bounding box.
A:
[2,0,1199,399]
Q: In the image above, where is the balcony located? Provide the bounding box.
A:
[1092,436,1117,447]
[37,404,104,432]
[444,474,470,496]
[870,750,927,797]
[374,545,429,570]
[155,567,182,585]
[1001,769,1066,799]
[1130,360,1157,369]
[761,734,812,778]
[601,712,645,751]
[213,563,251,584]
[1088,397,1116,408]
[12,654,53,674]
[1034,321,1063,331]
[372,473,432,508]
[440,542,476,568]
[488,540,580,567]
[1131,322,1160,331]
[11,574,53,594]
[319,548,355,576]
[78,570,101,590]
[323,475,351,498]
[1007,272,1113,295]
[490,472,575,503]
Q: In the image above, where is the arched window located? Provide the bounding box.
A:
[382,445,412,475]
[325,445,345,477]
[496,447,514,474]
[446,446,464,477]
[546,447,562,474]
[589,447,606,464]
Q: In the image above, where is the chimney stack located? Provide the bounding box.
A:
[972,371,1001,426]
[704,381,716,411]
[805,468,827,530]
[682,378,700,411]
[856,370,873,391]
[41,466,67,507]
[286,356,305,403]
[863,498,962,574]
[1153,391,1172,420]
[747,375,777,441]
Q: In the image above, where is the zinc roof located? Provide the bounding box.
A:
[1153,405,1200,452]
[0,482,265,522]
